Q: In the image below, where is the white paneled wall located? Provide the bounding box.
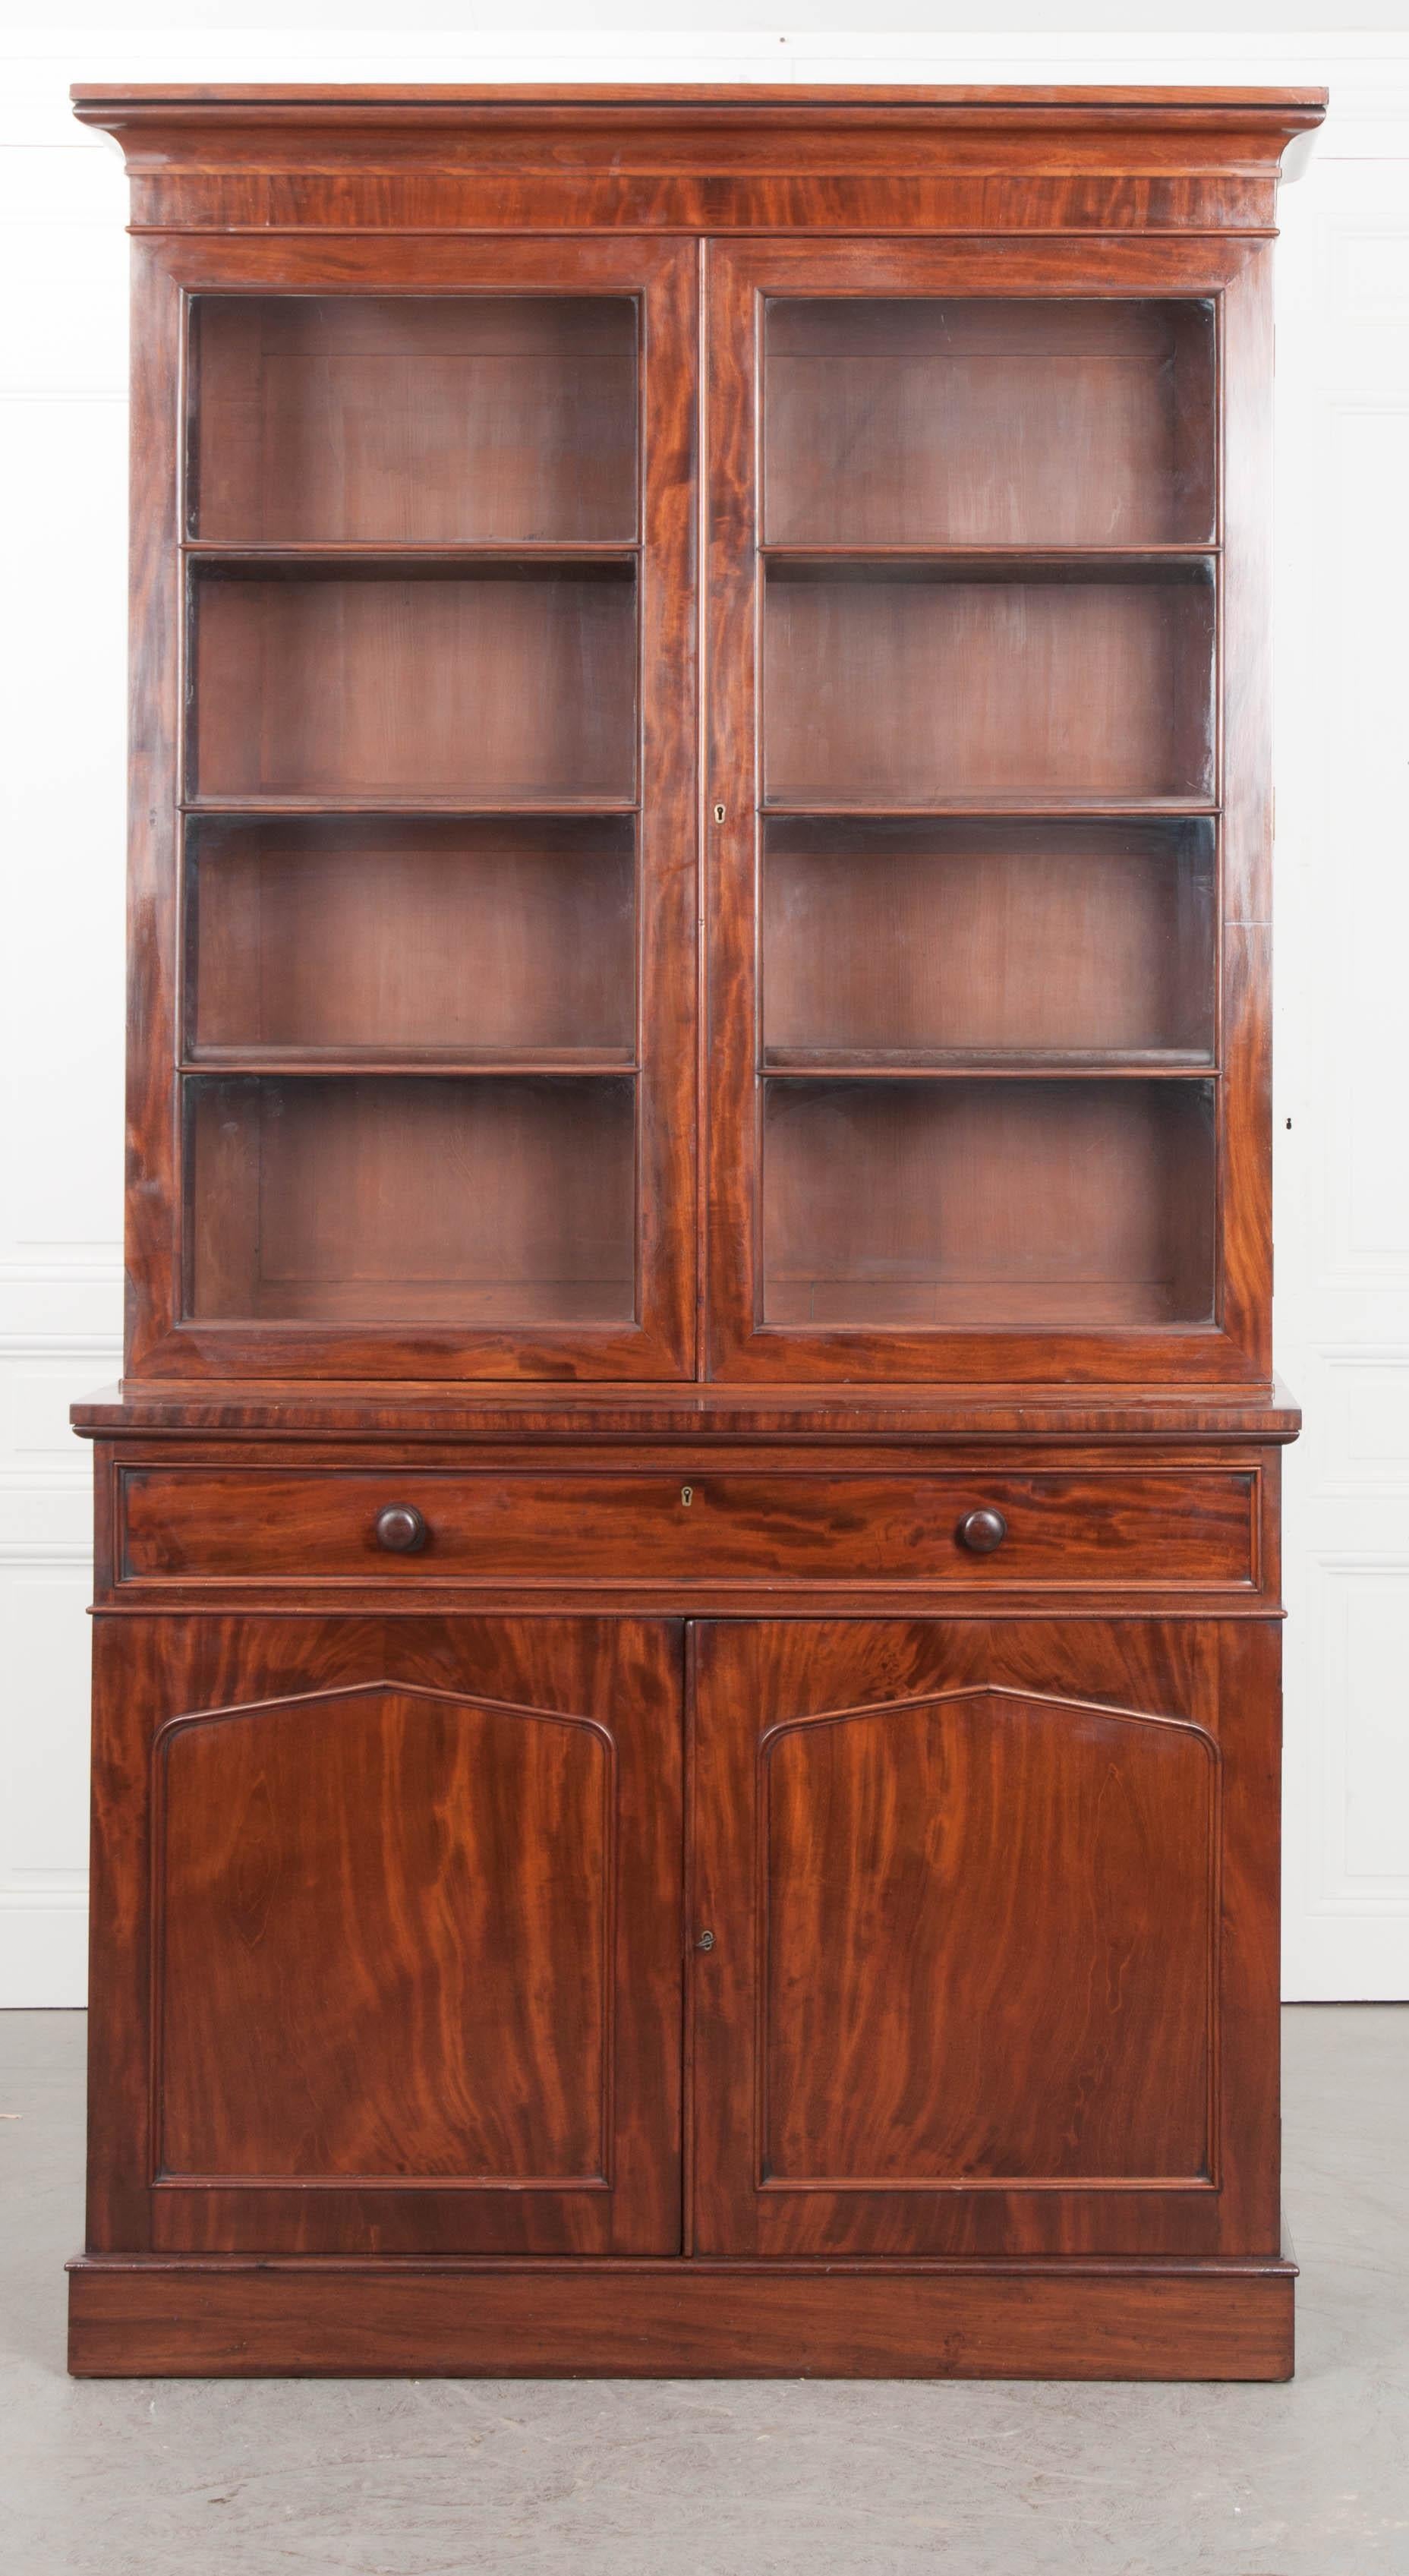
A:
[0,71,128,2006]
[1275,128,1409,1995]
[1,22,1405,2003]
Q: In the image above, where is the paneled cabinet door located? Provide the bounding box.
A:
[689,1620,1281,2259]
[88,1616,684,2256]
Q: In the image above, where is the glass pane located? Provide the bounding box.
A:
[764,298,1215,547]
[762,818,1215,1065]
[761,1078,1216,1329]
[191,563,637,802]
[188,816,635,1061]
[763,563,1215,807]
[193,295,638,543]
[187,1075,637,1326]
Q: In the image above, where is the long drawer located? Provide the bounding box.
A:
[114,1465,1260,1593]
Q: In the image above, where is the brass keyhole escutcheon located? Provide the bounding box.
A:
[681,1485,694,1506]
[713,803,726,825]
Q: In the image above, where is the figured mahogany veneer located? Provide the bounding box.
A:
[114,1462,1260,1596]
[92,1616,683,2258]
[67,2251,1296,2382]
[69,81,1319,2381]
[689,1619,1281,2258]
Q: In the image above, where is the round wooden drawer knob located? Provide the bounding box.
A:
[375,1504,427,1555]
[957,1506,1007,1555]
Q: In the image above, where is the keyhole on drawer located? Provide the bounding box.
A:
[681,1485,694,1506]
[713,804,726,825]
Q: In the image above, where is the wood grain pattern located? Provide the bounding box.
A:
[757,1687,1216,2185]
[690,1618,1280,2258]
[71,84,1325,243]
[115,1462,1259,1594]
[1215,248,1277,1383]
[153,1682,614,2184]
[122,175,1297,239]
[121,242,185,1386]
[89,1616,684,2256]
[66,2249,1297,2382]
[74,1384,1304,1441]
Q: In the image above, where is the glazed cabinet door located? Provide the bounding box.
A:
[704,235,1271,1385]
[127,233,697,1381]
[87,1616,683,2255]
[689,1619,1281,2257]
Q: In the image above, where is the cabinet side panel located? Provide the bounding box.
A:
[1218,248,1275,1374]
[1215,1619,1283,2250]
[125,249,184,1373]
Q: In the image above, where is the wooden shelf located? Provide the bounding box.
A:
[185,541,638,576]
[761,546,1218,584]
[763,1050,1218,1080]
[761,543,1221,558]
[183,795,641,818]
[761,796,1221,821]
[183,1049,639,1078]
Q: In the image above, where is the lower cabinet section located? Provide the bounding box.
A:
[77,1606,1286,2374]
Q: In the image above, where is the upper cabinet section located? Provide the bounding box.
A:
[76,89,1322,1390]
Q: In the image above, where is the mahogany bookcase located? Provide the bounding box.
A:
[65,83,1322,2379]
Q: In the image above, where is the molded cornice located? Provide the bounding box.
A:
[69,84,1327,236]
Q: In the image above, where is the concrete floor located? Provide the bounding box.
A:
[1,2010,1406,2576]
